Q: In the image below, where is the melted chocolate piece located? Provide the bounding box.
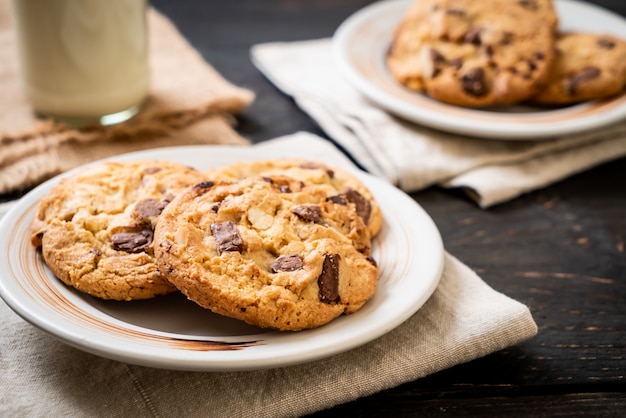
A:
[366,256,378,267]
[430,48,445,62]
[192,181,215,196]
[263,176,295,193]
[134,198,167,218]
[464,27,482,45]
[112,229,153,253]
[567,67,601,95]
[518,0,539,11]
[326,189,372,224]
[344,188,372,225]
[501,32,514,46]
[210,203,221,213]
[271,255,303,272]
[429,48,446,77]
[485,45,495,62]
[326,195,347,205]
[274,179,295,193]
[461,67,488,97]
[597,38,616,49]
[292,205,323,223]
[446,9,466,16]
[211,221,243,253]
[318,254,340,303]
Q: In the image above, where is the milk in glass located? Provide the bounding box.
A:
[12,0,149,125]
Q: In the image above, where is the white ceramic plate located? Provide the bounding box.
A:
[332,0,626,140]
[0,146,444,371]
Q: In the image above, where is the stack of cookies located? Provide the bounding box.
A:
[30,159,381,331]
[387,0,626,107]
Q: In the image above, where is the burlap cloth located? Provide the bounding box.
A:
[0,0,254,196]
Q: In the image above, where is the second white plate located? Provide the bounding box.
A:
[332,0,626,140]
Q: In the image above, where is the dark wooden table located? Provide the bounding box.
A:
[159,0,626,415]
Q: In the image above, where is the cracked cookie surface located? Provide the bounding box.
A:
[30,160,207,301]
[205,158,383,238]
[387,0,558,107]
[154,176,379,331]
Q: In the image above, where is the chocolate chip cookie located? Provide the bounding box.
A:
[205,158,383,238]
[531,32,626,105]
[154,176,379,331]
[387,0,558,107]
[31,160,207,301]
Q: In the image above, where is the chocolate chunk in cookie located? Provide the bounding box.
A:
[30,160,207,301]
[211,221,244,253]
[112,229,154,253]
[292,205,323,223]
[318,254,341,304]
[133,198,168,218]
[271,255,303,272]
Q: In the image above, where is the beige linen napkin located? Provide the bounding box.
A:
[251,39,626,208]
[0,0,254,196]
[0,132,537,417]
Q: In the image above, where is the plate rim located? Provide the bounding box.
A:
[0,145,445,371]
[332,0,626,140]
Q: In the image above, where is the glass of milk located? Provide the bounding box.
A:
[12,0,149,126]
